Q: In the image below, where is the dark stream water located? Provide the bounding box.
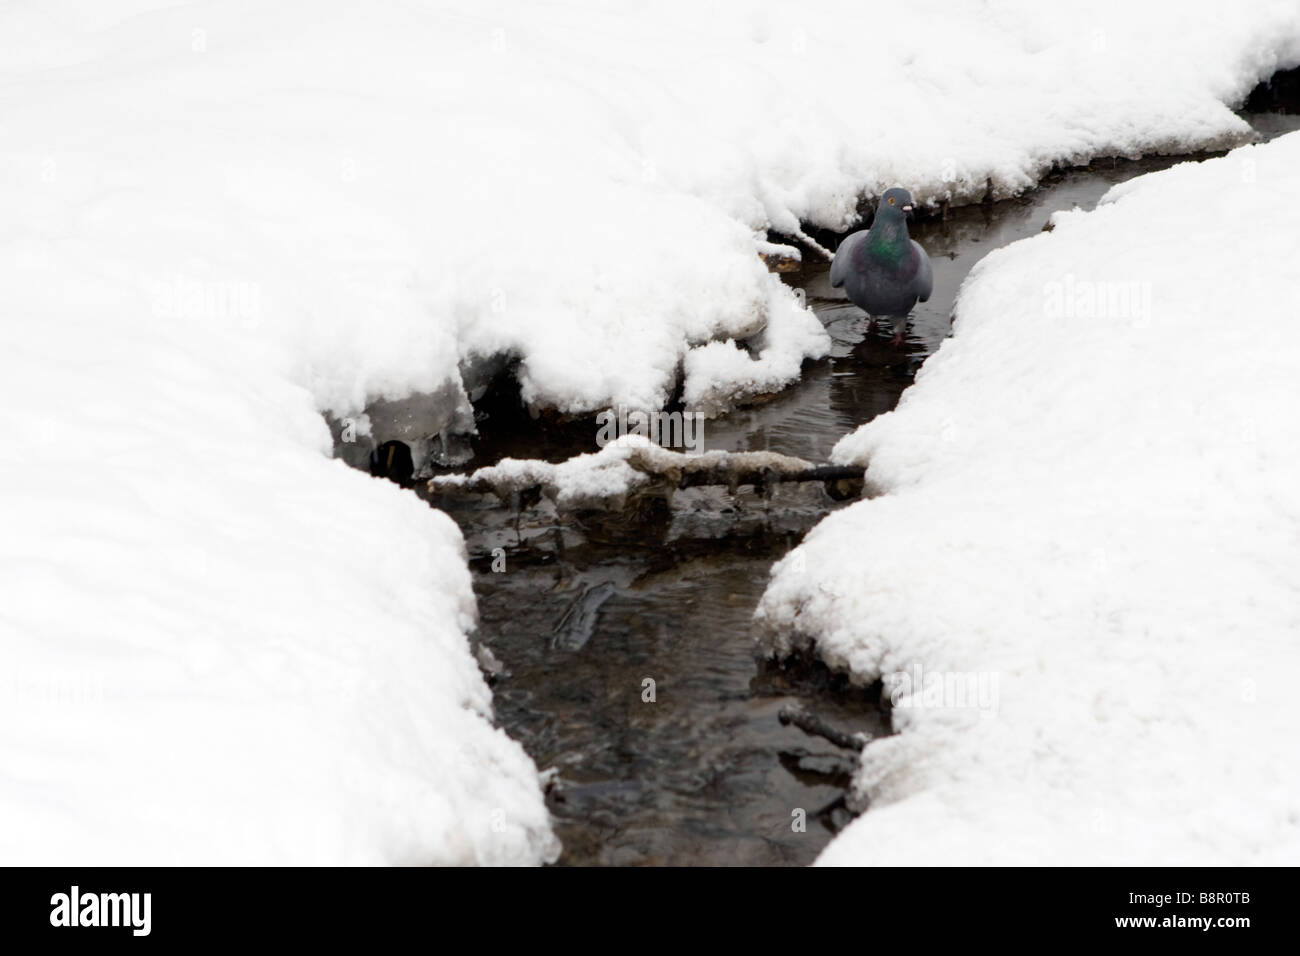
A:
[420,110,1299,866]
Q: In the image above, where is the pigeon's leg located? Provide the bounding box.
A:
[866,317,879,334]
[890,315,907,347]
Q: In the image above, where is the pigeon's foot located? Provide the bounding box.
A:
[866,318,880,334]
[890,330,905,347]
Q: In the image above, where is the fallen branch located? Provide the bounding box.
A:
[428,440,865,508]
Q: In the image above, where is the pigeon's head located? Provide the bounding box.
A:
[879,187,915,220]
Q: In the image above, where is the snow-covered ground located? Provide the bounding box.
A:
[0,300,559,863]
[3,0,1299,865]
[0,256,559,864]
[5,2,1297,439]
[758,130,1300,865]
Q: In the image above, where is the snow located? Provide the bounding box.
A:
[0,260,558,863]
[6,1,1298,446]
[757,131,1300,865]
[439,438,662,511]
[683,282,831,417]
[4,0,1300,866]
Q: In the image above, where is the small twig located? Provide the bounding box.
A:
[778,704,868,752]
[781,226,835,262]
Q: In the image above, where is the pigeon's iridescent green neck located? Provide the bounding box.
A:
[867,212,908,264]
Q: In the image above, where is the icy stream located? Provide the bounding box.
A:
[419,110,1300,866]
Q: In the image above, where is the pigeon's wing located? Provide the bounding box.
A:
[910,240,933,302]
[829,230,867,288]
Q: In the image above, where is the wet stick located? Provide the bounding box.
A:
[778,704,868,753]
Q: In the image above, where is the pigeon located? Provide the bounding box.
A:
[830,187,932,346]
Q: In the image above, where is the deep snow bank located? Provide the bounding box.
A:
[0,269,558,863]
[1,3,567,861]
[757,131,1300,865]
[5,1,1298,443]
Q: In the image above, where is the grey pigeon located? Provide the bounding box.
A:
[830,187,932,346]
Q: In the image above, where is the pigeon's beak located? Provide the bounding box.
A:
[902,204,913,213]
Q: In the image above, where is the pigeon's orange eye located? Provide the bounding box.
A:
[888,197,895,204]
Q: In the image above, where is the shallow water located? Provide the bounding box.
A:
[425,112,1299,866]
